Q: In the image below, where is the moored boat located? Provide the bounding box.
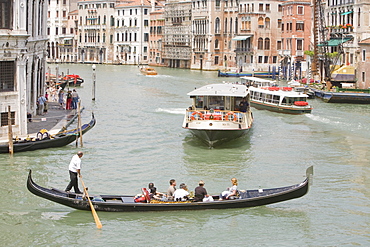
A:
[27,166,313,212]
[0,114,96,153]
[218,70,278,78]
[182,83,254,147]
[140,67,157,76]
[241,77,312,114]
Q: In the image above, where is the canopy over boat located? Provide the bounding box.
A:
[187,83,249,97]
[27,166,313,212]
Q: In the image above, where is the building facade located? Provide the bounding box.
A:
[0,0,48,138]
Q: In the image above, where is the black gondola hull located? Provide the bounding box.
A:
[27,167,312,212]
[0,115,95,153]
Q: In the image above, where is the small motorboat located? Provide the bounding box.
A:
[140,67,157,76]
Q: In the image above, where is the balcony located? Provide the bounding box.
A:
[235,47,253,53]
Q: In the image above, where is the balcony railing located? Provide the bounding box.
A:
[235,48,253,53]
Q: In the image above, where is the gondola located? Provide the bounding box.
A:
[0,114,96,153]
[27,166,313,212]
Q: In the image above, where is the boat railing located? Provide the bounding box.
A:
[185,110,246,123]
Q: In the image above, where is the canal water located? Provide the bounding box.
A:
[1,64,369,246]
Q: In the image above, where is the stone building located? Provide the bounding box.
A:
[357,38,370,89]
[280,0,312,80]
[0,0,48,137]
[47,0,77,62]
[114,0,160,65]
[149,8,165,66]
[162,0,192,68]
[77,0,116,63]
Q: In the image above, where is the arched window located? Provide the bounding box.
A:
[215,17,220,33]
[258,17,264,28]
[265,17,270,29]
[264,38,270,50]
[230,17,233,34]
[258,38,263,50]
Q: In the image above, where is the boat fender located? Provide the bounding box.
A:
[190,111,204,120]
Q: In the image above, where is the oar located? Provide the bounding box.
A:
[80,177,103,229]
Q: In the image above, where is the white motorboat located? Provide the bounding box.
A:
[241,77,312,114]
[182,83,254,147]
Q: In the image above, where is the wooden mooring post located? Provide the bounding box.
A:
[7,106,13,155]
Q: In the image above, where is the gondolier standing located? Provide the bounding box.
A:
[65,151,83,194]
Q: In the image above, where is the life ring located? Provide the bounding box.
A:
[209,114,214,120]
[190,111,203,120]
[225,112,237,121]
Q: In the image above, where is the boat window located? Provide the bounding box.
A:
[209,96,224,110]
[195,96,204,109]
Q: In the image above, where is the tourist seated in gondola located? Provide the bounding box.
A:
[148,182,164,200]
[219,178,238,200]
[173,183,190,201]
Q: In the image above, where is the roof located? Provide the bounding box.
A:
[249,87,308,98]
[187,83,249,97]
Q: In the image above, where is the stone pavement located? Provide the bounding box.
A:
[27,101,78,135]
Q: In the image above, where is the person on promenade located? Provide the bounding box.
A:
[58,89,64,109]
[194,180,213,202]
[66,90,72,110]
[65,151,84,194]
[37,94,47,115]
[167,179,176,201]
[71,89,79,109]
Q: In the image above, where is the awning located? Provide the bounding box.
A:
[232,35,251,41]
[319,38,352,46]
[340,11,353,15]
[87,18,97,20]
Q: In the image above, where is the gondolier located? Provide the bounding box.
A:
[65,151,83,194]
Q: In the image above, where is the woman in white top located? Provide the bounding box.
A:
[220,178,238,200]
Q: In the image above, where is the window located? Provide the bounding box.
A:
[258,56,263,63]
[264,56,268,63]
[144,9,148,15]
[266,4,270,12]
[362,49,366,62]
[258,38,263,49]
[215,17,220,33]
[144,33,149,42]
[259,3,263,11]
[0,61,15,92]
[215,56,219,65]
[144,20,148,26]
[277,41,282,50]
[1,111,15,126]
[297,6,304,15]
[216,0,220,8]
[258,17,264,28]
[296,22,304,31]
[264,38,270,50]
[297,40,303,50]
[215,39,219,49]
[265,17,270,29]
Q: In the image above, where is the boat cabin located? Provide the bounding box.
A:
[188,83,250,112]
